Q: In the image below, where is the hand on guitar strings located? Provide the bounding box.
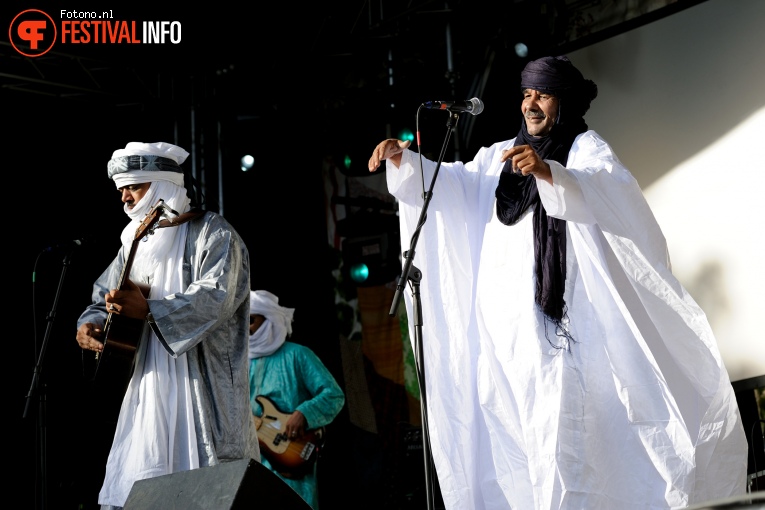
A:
[105,279,150,320]
[285,410,308,439]
[76,322,104,353]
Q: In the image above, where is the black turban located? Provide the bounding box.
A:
[520,55,598,120]
[521,55,585,92]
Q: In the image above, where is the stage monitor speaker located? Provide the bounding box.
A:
[123,458,311,510]
[684,492,765,509]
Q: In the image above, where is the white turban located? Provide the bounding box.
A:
[249,290,294,359]
[111,141,189,164]
[109,141,188,189]
[107,142,192,249]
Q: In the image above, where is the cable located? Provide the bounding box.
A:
[750,419,765,493]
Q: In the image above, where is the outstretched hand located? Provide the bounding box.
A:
[368,139,411,172]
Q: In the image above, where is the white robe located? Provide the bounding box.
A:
[386,131,748,510]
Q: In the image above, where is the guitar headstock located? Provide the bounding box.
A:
[134,199,167,242]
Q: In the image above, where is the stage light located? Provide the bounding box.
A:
[349,262,370,284]
[241,154,254,171]
[515,43,529,58]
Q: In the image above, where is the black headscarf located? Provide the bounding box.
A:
[494,56,598,336]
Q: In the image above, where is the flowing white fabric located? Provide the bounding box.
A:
[98,176,199,507]
[387,132,748,510]
[248,290,294,359]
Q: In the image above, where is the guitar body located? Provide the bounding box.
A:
[254,395,326,478]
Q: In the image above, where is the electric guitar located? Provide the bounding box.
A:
[253,395,326,478]
[93,199,167,398]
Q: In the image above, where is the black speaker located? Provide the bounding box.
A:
[684,492,765,509]
[732,375,765,494]
[123,458,311,510]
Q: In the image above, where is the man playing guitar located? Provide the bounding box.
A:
[74,141,258,509]
[248,290,345,509]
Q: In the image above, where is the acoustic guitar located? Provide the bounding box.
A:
[94,199,167,398]
[253,395,326,478]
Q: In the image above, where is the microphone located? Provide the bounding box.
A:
[43,236,96,252]
[422,97,484,115]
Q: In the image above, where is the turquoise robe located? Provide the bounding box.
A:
[249,341,345,509]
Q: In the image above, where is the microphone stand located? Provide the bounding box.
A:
[24,248,76,510]
[389,110,461,510]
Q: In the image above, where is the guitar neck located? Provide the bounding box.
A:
[117,238,140,291]
[114,199,166,293]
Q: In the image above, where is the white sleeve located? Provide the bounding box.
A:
[537,160,596,224]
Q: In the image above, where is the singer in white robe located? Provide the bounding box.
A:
[383,130,748,509]
[380,130,749,509]
[370,55,748,509]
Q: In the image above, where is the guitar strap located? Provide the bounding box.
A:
[157,208,205,229]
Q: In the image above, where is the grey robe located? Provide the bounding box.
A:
[78,211,260,467]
